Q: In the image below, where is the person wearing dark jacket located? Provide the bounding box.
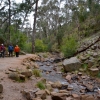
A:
[8,44,14,57]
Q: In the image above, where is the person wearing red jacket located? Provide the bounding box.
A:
[14,45,20,57]
[0,45,2,57]
[0,44,5,58]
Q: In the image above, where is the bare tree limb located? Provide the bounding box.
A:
[74,36,100,55]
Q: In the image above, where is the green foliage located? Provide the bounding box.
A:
[33,69,41,77]
[17,78,25,83]
[97,72,100,78]
[22,42,32,53]
[61,35,78,58]
[81,63,88,71]
[78,10,88,23]
[56,27,64,46]
[51,43,59,52]
[36,81,46,90]
[46,40,54,52]
[35,39,47,52]
[10,26,27,48]
[61,67,65,73]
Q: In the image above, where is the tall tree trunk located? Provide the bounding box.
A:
[8,0,11,43]
[32,0,39,53]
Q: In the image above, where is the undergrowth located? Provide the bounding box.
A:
[36,81,46,90]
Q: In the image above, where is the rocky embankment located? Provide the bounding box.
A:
[77,34,100,76]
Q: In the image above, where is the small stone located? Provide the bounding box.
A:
[66,75,71,81]
[67,86,73,91]
[78,72,82,76]
[19,74,26,81]
[8,68,17,72]
[45,89,50,95]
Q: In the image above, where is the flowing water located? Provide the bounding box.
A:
[36,59,100,95]
[37,61,67,83]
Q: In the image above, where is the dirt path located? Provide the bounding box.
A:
[0,54,37,100]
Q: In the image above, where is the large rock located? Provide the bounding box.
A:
[63,57,81,72]
[81,94,95,100]
[89,68,99,76]
[21,70,32,78]
[8,72,19,81]
[35,90,46,99]
[51,81,62,88]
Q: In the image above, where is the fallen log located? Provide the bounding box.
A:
[74,36,100,56]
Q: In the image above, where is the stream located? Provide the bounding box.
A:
[36,57,100,95]
[37,61,66,82]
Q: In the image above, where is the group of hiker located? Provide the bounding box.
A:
[0,44,20,58]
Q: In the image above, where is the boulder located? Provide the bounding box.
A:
[35,90,46,99]
[51,92,69,97]
[87,60,94,68]
[85,95,95,100]
[21,70,32,78]
[81,94,95,100]
[72,93,80,100]
[8,68,17,72]
[63,57,81,72]
[8,72,19,81]
[45,96,52,100]
[89,68,99,76]
[51,81,62,88]
[45,89,51,95]
[21,89,35,100]
[46,83,53,91]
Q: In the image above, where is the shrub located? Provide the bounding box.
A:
[61,67,65,72]
[22,42,32,53]
[97,72,100,78]
[81,63,88,71]
[35,39,47,52]
[51,43,59,52]
[33,69,41,77]
[17,78,25,83]
[61,35,78,58]
[36,81,46,90]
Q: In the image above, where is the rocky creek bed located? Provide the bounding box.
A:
[35,57,100,100]
[3,52,100,100]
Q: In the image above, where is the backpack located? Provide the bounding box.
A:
[9,46,13,51]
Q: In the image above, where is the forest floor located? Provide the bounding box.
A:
[0,54,37,100]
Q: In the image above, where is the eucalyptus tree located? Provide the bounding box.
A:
[32,0,39,53]
[36,0,65,48]
[8,0,11,42]
[0,0,14,43]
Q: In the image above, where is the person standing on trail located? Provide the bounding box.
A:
[8,44,14,57]
[0,44,2,57]
[14,45,20,57]
[1,44,5,58]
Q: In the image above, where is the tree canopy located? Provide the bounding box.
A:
[0,0,100,55]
